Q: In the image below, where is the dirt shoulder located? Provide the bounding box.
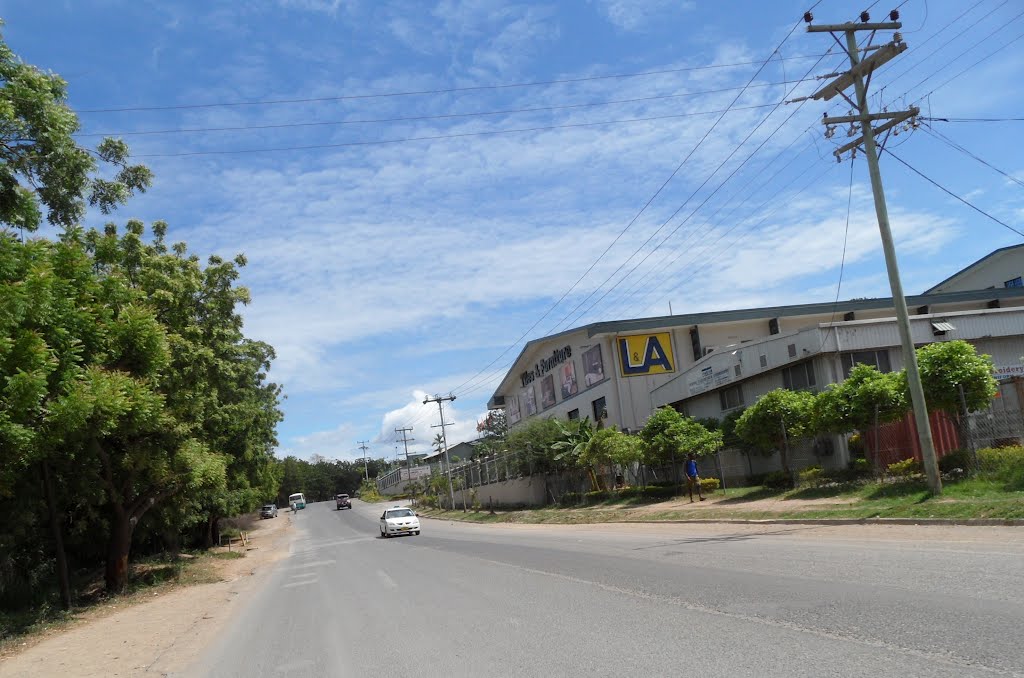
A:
[0,514,294,678]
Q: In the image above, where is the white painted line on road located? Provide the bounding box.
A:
[288,571,318,581]
[282,559,337,569]
[376,569,397,589]
[282,580,317,589]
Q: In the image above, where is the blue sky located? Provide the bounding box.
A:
[6,0,1022,461]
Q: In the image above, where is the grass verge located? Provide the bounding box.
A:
[417,478,1024,525]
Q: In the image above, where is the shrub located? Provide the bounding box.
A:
[886,458,922,478]
[849,457,872,476]
[699,477,721,493]
[585,490,611,503]
[798,466,825,487]
[938,449,972,476]
[976,445,1024,490]
[641,484,677,499]
[762,471,792,490]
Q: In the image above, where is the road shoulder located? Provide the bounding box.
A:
[0,515,294,678]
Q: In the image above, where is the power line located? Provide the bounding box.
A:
[74,78,817,138]
[600,136,821,319]
[132,104,781,158]
[818,157,858,353]
[445,26,819,400]
[74,54,832,114]
[921,125,1024,188]
[902,7,1024,101]
[545,47,839,334]
[910,27,1024,105]
[923,116,1024,122]
[884,149,1024,238]
[880,0,1006,88]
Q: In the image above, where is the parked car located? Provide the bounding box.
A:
[259,504,278,519]
[379,507,420,537]
[335,493,351,510]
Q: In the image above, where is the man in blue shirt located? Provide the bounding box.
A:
[684,453,705,502]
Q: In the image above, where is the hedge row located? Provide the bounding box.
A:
[559,479,721,506]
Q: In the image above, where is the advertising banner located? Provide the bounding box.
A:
[617,332,675,377]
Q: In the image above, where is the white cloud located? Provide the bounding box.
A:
[591,0,695,31]
[375,390,486,456]
[278,422,356,460]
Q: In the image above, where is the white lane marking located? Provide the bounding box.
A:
[376,569,397,589]
[282,558,337,569]
[282,580,317,589]
[288,571,318,581]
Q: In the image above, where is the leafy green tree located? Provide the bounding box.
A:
[916,340,997,414]
[581,428,642,486]
[505,417,563,475]
[0,24,151,233]
[551,417,595,468]
[734,389,816,482]
[639,408,722,484]
[812,364,907,434]
[475,410,507,458]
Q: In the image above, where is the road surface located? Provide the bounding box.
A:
[194,500,1024,677]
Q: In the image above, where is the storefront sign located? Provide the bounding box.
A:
[618,332,675,377]
[520,345,572,387]
[994,364,1024,380]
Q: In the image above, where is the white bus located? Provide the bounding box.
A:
[288,492,307,510]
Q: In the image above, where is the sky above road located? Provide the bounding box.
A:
[6,0,1022,461]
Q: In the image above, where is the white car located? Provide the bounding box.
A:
[380,507,420,537]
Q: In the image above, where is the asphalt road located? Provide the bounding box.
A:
[193,500,1024,678]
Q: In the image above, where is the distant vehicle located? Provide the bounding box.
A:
[335,493,351,510]
[288,492,306,510]
[380,507,420,537]
[259,504,278,519]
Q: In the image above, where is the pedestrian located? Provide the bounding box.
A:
[685,453,705,502]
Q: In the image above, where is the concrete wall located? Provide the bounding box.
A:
[452,475,549,508]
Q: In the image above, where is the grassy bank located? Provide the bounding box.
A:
[0,548,243,653]
[417,477,1024,525]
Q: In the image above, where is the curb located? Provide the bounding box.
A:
[420,514,1024,527]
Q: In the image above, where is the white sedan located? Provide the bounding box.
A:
[380,507,420,537]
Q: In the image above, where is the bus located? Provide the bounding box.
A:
[288,492,307,510]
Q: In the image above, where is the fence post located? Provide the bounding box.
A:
[959,383,979,470]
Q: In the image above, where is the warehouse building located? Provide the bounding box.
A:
[488,245,1024,473]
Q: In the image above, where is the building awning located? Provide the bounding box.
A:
[931,321,956,334]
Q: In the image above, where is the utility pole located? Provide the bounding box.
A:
[801,9,940,493]
[357,440,370,481]
[423,394,457,509]
[395,426,415,483]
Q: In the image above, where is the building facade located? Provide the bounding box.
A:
[488,247,1024,474]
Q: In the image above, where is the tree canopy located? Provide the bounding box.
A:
[0,23,150,233]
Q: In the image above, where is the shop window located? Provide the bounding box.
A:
[1005,276,1023,288]
[759,354,768,368]
[719,385,744,411]
[787,343,797,358]
[592,396,607,422]
[567,409,580,421]
[783,362,816,391]
[841,350,892,378]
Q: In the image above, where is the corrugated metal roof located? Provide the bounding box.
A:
[931,321,956,332]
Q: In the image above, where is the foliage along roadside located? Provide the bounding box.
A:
[0,23,283,617]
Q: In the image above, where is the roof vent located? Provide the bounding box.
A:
[931,321,955,336]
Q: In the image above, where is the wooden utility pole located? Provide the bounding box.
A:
[423,394,457,509]
[800,9,941,493]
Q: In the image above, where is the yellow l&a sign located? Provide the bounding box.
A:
[617,332,675,377]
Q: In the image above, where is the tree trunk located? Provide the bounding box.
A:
[105,509,133,593]
[203,514,220,549]
[42,463,72,610]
